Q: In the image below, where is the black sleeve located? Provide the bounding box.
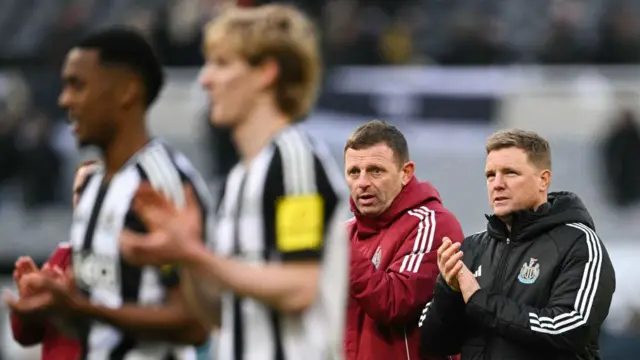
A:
[419,275,467,356]
[419,236,482,356]
[262,142,339,262]
[465,224,616,353]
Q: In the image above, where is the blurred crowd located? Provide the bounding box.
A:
[4,0,640,67]
[2,0,640,210]
[324,0,640,66]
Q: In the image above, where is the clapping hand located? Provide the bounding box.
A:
[457,262,480,303]
[13,256,40,298]
[437,237,481,301]
[437,237,464,291]
[4,266,83,318]
[120,182,203,267]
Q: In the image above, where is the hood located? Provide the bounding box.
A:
[487,191,595,242]
[352,177,442,238]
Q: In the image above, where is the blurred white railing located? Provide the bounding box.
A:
[147,65,640,141]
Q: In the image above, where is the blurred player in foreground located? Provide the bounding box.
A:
[4,28,212,359]
[119,4,350,360]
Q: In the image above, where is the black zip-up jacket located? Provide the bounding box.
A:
[419,192,616,359]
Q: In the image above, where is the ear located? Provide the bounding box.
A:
[539,169,551,191]
[119,80,140,108]
[401,161,415,186]
[256,58,279,90]
[114,70,142,109]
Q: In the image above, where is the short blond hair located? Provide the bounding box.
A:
[485,129,551,169]
[204,5,321,120]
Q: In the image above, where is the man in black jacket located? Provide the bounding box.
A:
[419,129,616,360]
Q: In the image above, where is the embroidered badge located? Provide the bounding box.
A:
[518,258,540,284]
[101,211,118,234]
[372,246,382,270]
[105,211,116,226]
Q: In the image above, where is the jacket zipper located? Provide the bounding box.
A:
[487,237,511,357]
[493,238,511,291]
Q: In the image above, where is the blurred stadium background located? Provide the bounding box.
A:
[1,0,640,358]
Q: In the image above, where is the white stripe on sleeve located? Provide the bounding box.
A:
[412,207,436,272]
[400,206,435,273]
[528,222,603,334]
[137,145,186,208]
[275,128,317,195]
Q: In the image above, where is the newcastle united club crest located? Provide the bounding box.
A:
[518,258,540,284]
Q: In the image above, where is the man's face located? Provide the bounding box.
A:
[485,147,551,218]
[345,143,414,217]
[199,50,264,128]
[58,48,118,148]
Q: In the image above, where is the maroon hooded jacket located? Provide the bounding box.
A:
[345,177,464,360]
[10,243,81,360]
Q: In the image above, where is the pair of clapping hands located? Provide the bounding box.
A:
[436,238,480,303]
[3,161,205,316]
[5,256,79,320]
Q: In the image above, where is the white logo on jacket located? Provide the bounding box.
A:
[473,265,482,278]
[371,246,382,270]
[518,258,540,284]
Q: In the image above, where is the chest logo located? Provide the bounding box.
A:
[518,258,540,284]
[105,211,116,225]
[73,251,119,291]
[372,246,382,270]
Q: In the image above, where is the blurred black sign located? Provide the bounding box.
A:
[317,67,507,123]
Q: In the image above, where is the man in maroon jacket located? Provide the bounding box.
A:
[10,246,80,360]
[344,120,464,360]
[7,161,97,360]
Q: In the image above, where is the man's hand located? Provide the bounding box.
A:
[437,237,464,291]
[4,268,85,318]
[13,256,39,298]
[73,160,100,207]
[120,182,204,267]
[457,262,480,303]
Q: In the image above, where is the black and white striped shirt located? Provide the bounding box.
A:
[70,140,212,360]
[214,125,350,360]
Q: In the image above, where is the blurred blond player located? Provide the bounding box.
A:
[113,5,350,360]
